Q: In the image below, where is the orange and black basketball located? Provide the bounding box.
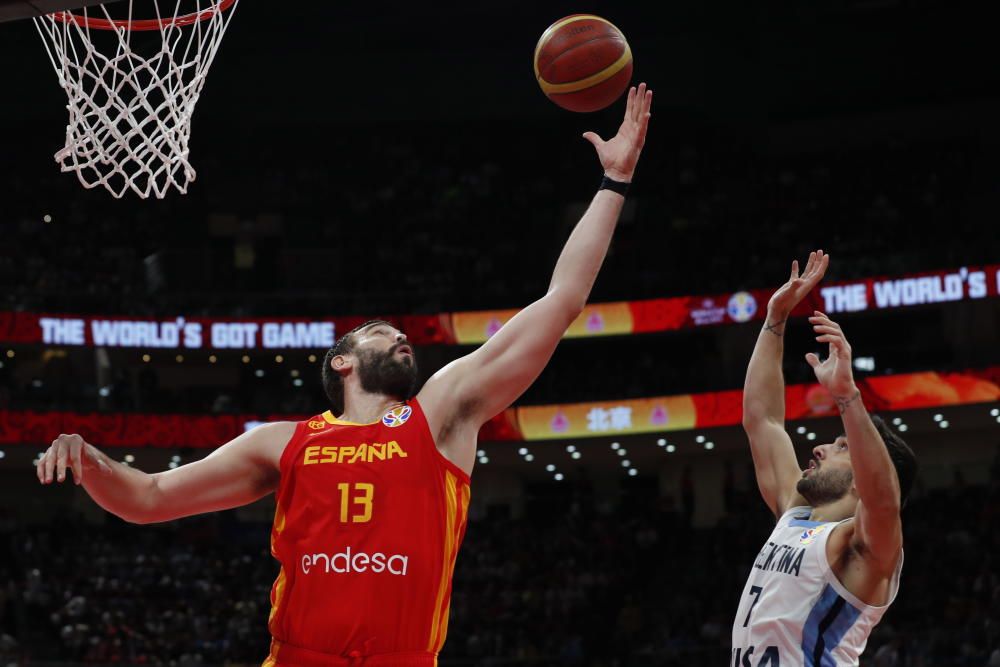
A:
[533,14,633,113]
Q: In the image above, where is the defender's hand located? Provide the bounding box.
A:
[805,311,858,401]
[767,250,829,318]
[582,82,653,183]
[37,434,113,485]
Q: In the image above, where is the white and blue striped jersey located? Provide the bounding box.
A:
[731,506,902,666]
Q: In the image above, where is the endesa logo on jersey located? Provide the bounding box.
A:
[382,405,412,428]
[307,420,326,430]
[300,547,409,576]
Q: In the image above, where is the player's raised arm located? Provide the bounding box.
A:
[419,84,652,472]
[36,422,292,524]
[742,251,828,517]
[806,312,906,572]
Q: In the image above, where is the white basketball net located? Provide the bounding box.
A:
[33,0,240,198]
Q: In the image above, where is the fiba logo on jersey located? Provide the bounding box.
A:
[727,291,758,323]
[799,523,831,545]
[382,405,412,428]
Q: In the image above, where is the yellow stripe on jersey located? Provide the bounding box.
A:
[321,409,381,427]
[271,502,286,556]
[268,501,289,641]
[428,470,459,651]
[268,567,287,629]
[434,482,470,652]
[262,638,281,667]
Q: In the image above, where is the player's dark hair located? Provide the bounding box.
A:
[870,414,918,507]
[320,320,393,416]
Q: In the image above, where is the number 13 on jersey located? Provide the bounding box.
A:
[337,482,374,523]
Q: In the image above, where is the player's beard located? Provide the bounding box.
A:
[796,465,854,507]
[356,343,418,401]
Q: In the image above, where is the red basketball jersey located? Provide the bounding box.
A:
[263,399,471,666]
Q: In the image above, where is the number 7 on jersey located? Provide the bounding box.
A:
[743,585,763,627]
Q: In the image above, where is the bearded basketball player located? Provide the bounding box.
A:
[733,250,917,666]
[36,84,654,666]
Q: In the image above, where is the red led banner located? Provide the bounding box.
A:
[0,409,520,448]
[2,264,994,349]
[0,313,450,349]
[2,368,995,446]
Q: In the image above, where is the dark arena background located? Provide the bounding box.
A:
[1,1,999,666]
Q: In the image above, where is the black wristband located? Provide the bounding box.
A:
[599,174,630,196]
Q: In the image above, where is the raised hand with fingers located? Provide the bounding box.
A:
[767,250,829,318]
[36,433,113,486]
[806,311,860,412]
[582,82,653,183]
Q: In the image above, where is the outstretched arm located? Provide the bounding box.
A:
[37,422,292,524]
[419,84,653,472]
[807,312,902,571]
[743,251,828,517]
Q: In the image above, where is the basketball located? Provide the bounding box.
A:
[533,14,633,113]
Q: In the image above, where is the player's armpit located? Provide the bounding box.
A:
[852,500,903,575]
[421,292,575,434]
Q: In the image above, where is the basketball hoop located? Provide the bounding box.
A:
[34,0,240,198]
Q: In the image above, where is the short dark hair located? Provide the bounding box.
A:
[320,320,393,416]
[870,414,918,507]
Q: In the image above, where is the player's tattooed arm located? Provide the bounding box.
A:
[764,318,787,337]
[743,251,828,517]
[833,389,862,414]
